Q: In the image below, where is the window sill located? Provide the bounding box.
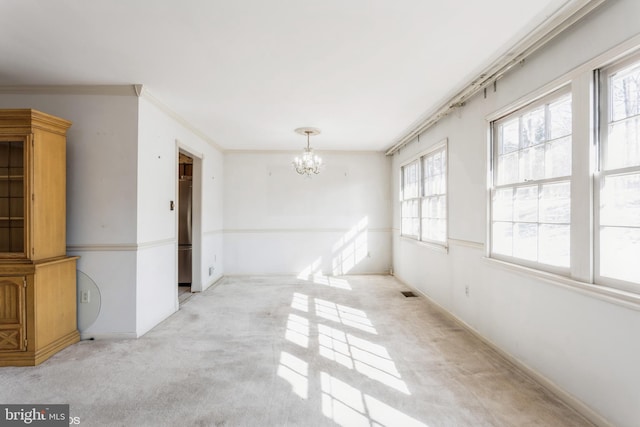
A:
[400,235,448,254]
[484,257,640,311]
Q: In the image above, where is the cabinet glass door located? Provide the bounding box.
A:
[0,141,24,253]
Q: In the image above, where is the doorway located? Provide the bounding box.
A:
[178,152,193,303]
[176,145,202,306]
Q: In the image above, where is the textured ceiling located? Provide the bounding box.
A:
[0,0,571,151]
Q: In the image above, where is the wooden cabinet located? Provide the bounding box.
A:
[0,109,79,366]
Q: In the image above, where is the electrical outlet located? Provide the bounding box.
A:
[81,290,90,304]
[465,286,470,297]
[209,266,214,276]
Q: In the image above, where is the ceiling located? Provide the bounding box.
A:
[0,0,572,152]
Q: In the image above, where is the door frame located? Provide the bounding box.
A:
[175,141,203,296]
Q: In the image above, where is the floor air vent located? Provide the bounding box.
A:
[401,291,417,298]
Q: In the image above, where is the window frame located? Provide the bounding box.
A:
[485,39,640,300]
[489,86,573,275]
[420,144,448,244]
[594,53,640,293]
[400,139,448,248]
[400,159,420,240]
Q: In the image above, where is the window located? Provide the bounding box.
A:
[400,142,447,245]
[421,146,447,243]
[486,45,640,295]
[400,160,420,239]
[597,57,640,287]
[491,89,572,270]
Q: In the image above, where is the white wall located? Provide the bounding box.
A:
[0,90,225,338]
[136,95,225,336]
[0,91,140,337]
[391,1,640,426]
[224,151,391,276]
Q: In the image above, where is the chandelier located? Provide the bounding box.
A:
[292,127,322,176]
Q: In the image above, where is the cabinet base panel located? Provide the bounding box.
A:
[0,329,80,367]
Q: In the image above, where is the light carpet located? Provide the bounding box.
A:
[0,275,593,427]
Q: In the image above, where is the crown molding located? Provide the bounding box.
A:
[0,85,139,96]
[137,86,224,152]
[224,149,385,155]
[0,84,225,152]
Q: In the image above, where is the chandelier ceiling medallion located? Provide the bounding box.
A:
[292,127,322,176]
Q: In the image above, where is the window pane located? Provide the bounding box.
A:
[423,149,446,197]
[520,145,545,181]
[539,224,570,267]
[497,152,518,185]
[403,161,420,199]
[411,219,419,237]
[606,117,640,170]
[421,221,432,241]
[549,94,572,139]
[514,223,538,261]
[425,156,433,177]
[600,226,640,284]
[436,219,446,242]
[421,157,429,195]
[492,188,513,222]
[600,173,640,227]
[406,199,419,217]
[492,222,512,256]
[545,136,572,178]
[540,182,570,223]
[428,197,436,219]
[437,195,446,219]
[514,186,538,222]
[422,219,446,242]
[423,174,431,196]
[500,119,519,154]
[521,107,545,148]
[432,152,441,176]
[432,175,442,196]
[421,198,432,218]
[421,196,446,219]
[440,150,447,173]
[610,62,640,122]
[401,199,420,238]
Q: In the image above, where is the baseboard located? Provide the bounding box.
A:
[222,271,390,277]
[393,274,613,427]
[79,332,138,340]
[201,274,225,291]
